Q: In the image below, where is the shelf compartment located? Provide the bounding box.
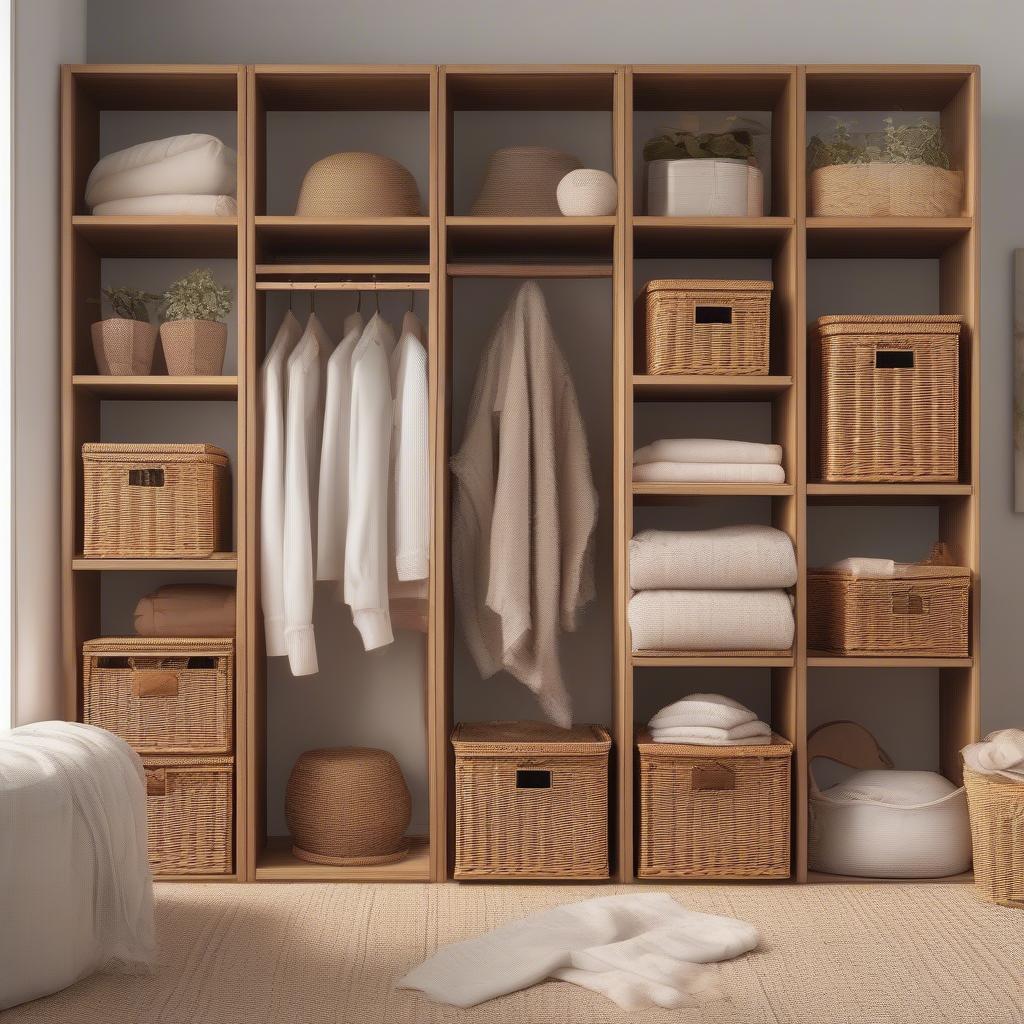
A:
[255,216,430,262]
[633,217,793,258]
[72,216,238,258]
[446,216,615,262]
[73,375,238,400]
[633,373,792,401]
[633,482,794,503]
[68,64,241,110]
[256,835,431,881]
[806,217,972,258]
[253,66,432,111]
[809,653,973,668]
[633,652,795,668]
[444,66,616,111]
[73,553,238,572]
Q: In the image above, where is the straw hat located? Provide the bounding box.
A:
[471,145,582,216]
[295,152,421,217]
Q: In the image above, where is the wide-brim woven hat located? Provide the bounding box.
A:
[295,151,422,217]
[471,145,582,216]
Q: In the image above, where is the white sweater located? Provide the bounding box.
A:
[316,310,364,587]
[344,314,396,650]
[282,312,331,675]
[259,310,302,656]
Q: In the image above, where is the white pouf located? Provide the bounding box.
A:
[557,168,617,216]
[646,158,763,216]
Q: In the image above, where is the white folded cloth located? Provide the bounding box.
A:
[630,525,797,591]
[634,438,782,466]
[629,589,794,652]
[91,194,238,216]
[962,729,1024,782]
[827,556,896,576]
[650,721,772,745]
[633,461,786,483]
[397,892,758,1011]
[649,693,757,731]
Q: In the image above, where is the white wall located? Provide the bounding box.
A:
[11,0,85,723]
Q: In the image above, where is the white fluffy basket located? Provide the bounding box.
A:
[646,158,763,217]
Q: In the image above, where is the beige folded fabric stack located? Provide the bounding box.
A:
[134,584,235,637]
[633,438,785,484]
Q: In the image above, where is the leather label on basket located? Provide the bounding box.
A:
[515,769,551,789]
[146,769,166,797]
[694,305,732,325]
[692,764,736,791]
[892,590,928,615]
[131,670,180,698]
[875,349,914,369]
[128,468,165,487]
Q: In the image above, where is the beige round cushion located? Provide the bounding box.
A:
[295,152,421,217]
[471,146,582,216]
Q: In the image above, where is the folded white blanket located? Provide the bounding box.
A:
[397,893,758,1010]
[650,721,772,745]
[630,589,794,652]
[92,194,238,216]
[630,525,797,592]
[633,462,786,483]
[962,729,1024,782]
[649,693,757,731]
[85,133,237,208]
[828,556,896,576]
[634,438,783,466]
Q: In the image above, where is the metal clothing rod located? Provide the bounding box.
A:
[255,281,430,291]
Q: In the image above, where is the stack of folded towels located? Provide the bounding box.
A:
[648,693,771,745]
[85,133,237,216]
[629,524,796,652]
[633,438,785,484]
[962,729,1024,782]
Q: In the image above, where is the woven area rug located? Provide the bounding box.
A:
[7,882,1023,1023]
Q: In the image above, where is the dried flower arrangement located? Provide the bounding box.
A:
[807,117,950,171]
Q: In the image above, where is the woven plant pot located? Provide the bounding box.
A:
[809,162,963,217]
[295,152,421,217]
[160,319,227,376]
[91,319,158,375]
[286,747,411,866]
[472,146,582,216]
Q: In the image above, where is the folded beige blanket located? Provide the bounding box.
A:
[629,590,794,652]
[134,584,235,637]
[634,438,783,466]
[633,462,785,483]
[630,525,797,591]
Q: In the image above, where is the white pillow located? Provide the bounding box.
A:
[85,134,236,208]
[824,769,961,807]
[91,194,238,216]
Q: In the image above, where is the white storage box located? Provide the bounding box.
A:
[647,158,763,217]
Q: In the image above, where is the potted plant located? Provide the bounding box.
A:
[642,115,766,216]
[806,117,962,217]
[90,286,160,375]
[159,268,232,376]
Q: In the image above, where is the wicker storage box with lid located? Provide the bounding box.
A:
[82,442,230,558]
[452,721,611,879]
[811,315,961,482]
[638,279,772,375]
[808,551,970,657]
[83,636,233,754]
[637,731,792,879]
[143,755,233,875]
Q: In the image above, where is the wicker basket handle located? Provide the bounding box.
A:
[691,763,736,792]
[807,721,894,796]
[131,669,180,698]
[146,768,167,797]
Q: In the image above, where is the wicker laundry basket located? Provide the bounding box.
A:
[809,163,963,217]
[83,636,233,754]
[638,279,772,375]
[811,314,961,482]
[91,319,158,376]
[295,152,421,217]
[637,730,792,879]
[285,748,411,866]
[452,721,611,880]
[471,146,582,216]
[82,442,230,558]
[144,755,233,875]
[963,767,1024,907]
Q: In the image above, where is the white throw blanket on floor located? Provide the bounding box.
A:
[633,461,786,483]
[634,438,782,466]
[962,729,1024,782]
[0,722,155,1010]
[397,893,758,1010]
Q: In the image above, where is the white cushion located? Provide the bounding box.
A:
[92,194,238,216]
[824,769,961,807]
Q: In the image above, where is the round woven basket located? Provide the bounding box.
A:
[471,146,582,216]
[286,747,411,866]
[91,319,158,375]
[809,162,963,217]
[159,320,228,376]
[295,152,421,217]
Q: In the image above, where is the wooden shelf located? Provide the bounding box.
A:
[67,64,242,109]
[72,375,238,400]
[808,653,974,669]
[255,216,430,261]
[444,66,616,110]
[804,65,975,110]
[633,373,792,401]
[446,216,615,262]
[633,482,793,503]
[807,483,972,504]
[253,66,433,111]
[71,215,238,257]
[256,836,431,881]
[806,217,972,258]
[633,652,795,668]
[72,553,238,571]
[633,216,793,258]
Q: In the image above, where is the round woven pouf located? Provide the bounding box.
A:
[294,152,421,217]
[471,146,582,216]
[285,747,411,866]
[556,168,618,216]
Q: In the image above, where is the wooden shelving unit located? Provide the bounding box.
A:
[61,63,980,888]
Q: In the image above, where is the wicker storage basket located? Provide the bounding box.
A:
[808,553,970,657]
[82,636,233,754]
[809,163,963,218]
[144,755,233,875]
[452,721,611,880]
[637,730,792,879]
[471,146,581,216]
[963,767,1024,907]
[82,442,230,558]
[638,279,772,375]
[812,315,961,482]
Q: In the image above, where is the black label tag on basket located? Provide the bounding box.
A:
[516,769,551,789]
[694,305,732,325]
[128,468,165,487]
[875,350,914,369]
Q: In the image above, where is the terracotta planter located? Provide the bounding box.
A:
[809,162,963,217]
[159,319,227,376]
[90,318,158,375]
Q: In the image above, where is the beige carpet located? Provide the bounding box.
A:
[6,882,1023,1024]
